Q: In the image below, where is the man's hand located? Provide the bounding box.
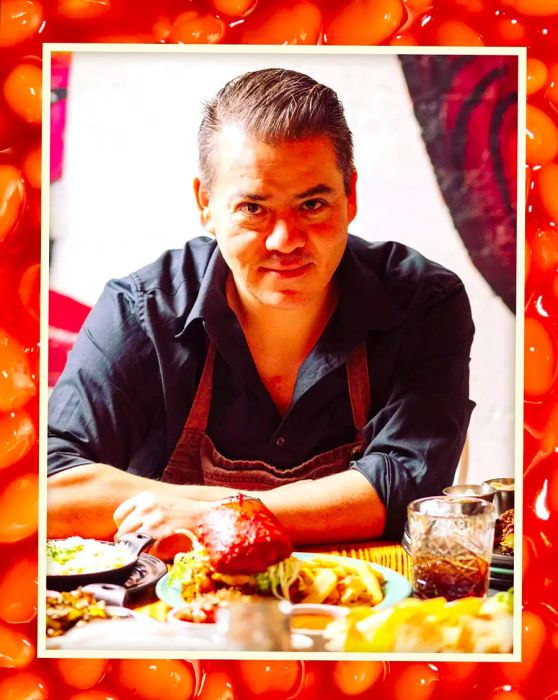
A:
[113,490,210,559]
[47,463,239,540]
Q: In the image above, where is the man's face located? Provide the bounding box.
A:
[195,127,357,311]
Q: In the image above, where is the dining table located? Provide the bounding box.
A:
[45,537,513,654]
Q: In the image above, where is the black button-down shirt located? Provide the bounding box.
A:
[48,235,475,539]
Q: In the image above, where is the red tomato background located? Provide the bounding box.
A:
[1,0,558,697]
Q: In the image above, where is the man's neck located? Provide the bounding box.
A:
[226,275,338,363]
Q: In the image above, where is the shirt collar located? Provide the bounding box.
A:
[176,234,406,347]
[320,235,406,353]
[175,244,230,340]
[176,243,263,395]
[292,236,406,396]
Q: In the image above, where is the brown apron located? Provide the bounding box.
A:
[161,341,371,490]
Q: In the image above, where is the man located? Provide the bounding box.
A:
[48,68,474,549]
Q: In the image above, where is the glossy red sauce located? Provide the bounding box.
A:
[1,0,558,697]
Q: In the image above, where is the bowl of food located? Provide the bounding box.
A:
[290,603,347,639]
[482,477,514,515]
[167,589,261,640]
[443,483,495,502]
[168,598,316,651]
[46,532,153,591]
[167,608,218,635]
[46,587,139,645]
[494,507,515,557]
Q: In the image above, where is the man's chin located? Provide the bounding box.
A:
[255,288,310,310]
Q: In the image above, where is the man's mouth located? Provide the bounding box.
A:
[260,263,312,278]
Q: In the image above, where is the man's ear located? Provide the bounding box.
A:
[193,177,216,236]
[348,170,358,223]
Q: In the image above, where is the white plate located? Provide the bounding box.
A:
[49,617,218,651]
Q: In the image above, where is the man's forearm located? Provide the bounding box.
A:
[48,464,385,546]
[253,469,386,546]
[47,463,237,539]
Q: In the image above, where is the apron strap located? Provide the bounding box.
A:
[184,340,216,432]
[184,339,371,437]
[346,342,371,441]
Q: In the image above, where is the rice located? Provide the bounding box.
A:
[47,536,135,576]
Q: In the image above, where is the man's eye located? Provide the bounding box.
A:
[239,202,264,215]
[301,199,326,212]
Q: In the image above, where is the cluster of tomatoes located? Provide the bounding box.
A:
[1,0,558,697]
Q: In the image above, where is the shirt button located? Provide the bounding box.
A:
[276,436,286,447]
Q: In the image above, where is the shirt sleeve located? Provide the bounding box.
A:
[350,276,476,540]
[47,276,160,477]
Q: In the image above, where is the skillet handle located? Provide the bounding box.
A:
[117,532,154,557]
[82,583,128,607]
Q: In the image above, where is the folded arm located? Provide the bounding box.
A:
[47,463,237,539]
[48,462,385,547]
[350,276,475,539]
[251,469,385,544]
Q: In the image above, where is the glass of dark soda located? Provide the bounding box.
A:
[407,496,495,601]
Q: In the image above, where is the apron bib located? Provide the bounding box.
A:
[161,341,371,490]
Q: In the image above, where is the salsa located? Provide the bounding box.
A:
[291,613,335,631]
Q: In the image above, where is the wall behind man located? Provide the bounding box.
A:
[49,50,517,485]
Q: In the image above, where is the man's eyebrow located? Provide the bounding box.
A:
[233,192,270,202]
[295,184,335,199]
[232,184,335,202]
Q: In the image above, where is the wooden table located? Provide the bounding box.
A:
[300,540,411,579]
[134,541,411,621]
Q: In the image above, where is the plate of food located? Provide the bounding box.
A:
[155,495,411,620]
[156,552,411,611]
[46,532,153,591]
[46,587,140,646]
[492,507,514,567]
[323,588,514,653]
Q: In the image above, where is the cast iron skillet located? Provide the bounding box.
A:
[47,532,153,592]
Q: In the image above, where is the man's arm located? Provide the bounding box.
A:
[348,274,475,540]
[47,274,212,540]
[253,470,386,544]
[109,468,385,549]
[47,463,238,539]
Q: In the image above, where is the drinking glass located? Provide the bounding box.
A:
[407,496,495,600]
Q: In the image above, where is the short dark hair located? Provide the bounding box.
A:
[198,68,355,194]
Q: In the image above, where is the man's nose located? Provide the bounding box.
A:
[265,217,305,253]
